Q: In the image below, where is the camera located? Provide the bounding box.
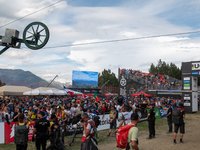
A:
[73,119,83,129]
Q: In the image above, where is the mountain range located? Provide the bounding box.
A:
[0,68,65,89]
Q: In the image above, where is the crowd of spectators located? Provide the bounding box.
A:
[119,69,182,92]
[0,95,185,126]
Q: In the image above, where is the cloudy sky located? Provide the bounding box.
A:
[1,0,200,84]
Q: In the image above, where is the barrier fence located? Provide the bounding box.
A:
[0,108,168,144]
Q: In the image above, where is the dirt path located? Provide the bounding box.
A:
[98,112,200,150]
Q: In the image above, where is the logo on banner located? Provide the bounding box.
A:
[192,63,200,70]
[120,76,126,86]
[10,126,15,138]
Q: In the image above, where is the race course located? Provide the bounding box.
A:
[0,111,199,150]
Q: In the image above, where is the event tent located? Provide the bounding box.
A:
[23,89,47,95]
[23,87,70,96]
[131,91,152,97]
[0,85,31,97]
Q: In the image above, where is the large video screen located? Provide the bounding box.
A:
[72,71,98,88]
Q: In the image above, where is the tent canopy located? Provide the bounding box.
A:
[131,91,152,97]
[0,85,31,97]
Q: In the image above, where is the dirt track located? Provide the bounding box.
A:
[98,112,200,150]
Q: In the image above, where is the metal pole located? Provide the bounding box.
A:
[47,75,58,87]
[101,80,109,88]
[0,46,9,55]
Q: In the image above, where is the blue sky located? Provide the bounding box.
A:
[1,0,200,85]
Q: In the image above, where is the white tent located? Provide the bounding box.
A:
[23,89,69,96]
[0,85,31,97]
[53,90,68,95]
[23,89,47,95]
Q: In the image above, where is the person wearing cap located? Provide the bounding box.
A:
[107,105,117,137]
[126,113,140,150]
[70,100,76,116]
[117,105,132,129]
[29,109,37,121]
[173,102,185,144]
[147,104,156,139]
[56,105,68,143]
[24,110,29,121]
[32,111,50,150]
[56,106,68,125]
[5,107,13,128]
[80,113,96,150]
[166,103,172,133]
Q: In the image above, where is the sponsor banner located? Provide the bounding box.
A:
[184,103,191,106]
[183,80,190,84]
[70,88,101,94]
[192,72,198,75]
[5,121,36,143]
[147,108,161,119]
[184,83,190,87]
[0,122,4,144]
[159,107,168,118]
[184,77,190,80]
[184,87,190,90]
[191,63,200,70]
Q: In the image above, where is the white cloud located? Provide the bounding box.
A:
[0,0,200,83]
[0,64,17,69]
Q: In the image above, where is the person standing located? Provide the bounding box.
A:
[173,103,185,144]
[32,111,50,150]
[14,113,29,150]
[147,104,155,139]
[107,105,117,137]
[80,113,97,150]
[117,105,132,129]
[167,103,172,133]
[46,113,59,150]
[126,113,140,150]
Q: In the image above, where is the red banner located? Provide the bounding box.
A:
[77,94,94,98]
[4,121,35,143]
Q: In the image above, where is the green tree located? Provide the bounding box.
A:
[0,79,6,87]
[149,59,181,80]
[98,69,119,87]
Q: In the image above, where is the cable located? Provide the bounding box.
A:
[0,0,76,28]
[42,30,200,49]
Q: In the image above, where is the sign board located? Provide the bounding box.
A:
[4,121,36,143]
[72,71,98,88]
[0,122,4,144]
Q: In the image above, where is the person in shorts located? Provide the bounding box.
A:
[107,105,117,136]
[174,103,185,144]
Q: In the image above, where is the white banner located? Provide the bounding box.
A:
[0,122,5,144]
[97,113,122,131]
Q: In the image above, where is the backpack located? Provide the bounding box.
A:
[89,121,99,144]
[172,108,182,124]
[14,123,28,145]
[55,138,64,150]
[116,124,135,148]
[93,115,100,128]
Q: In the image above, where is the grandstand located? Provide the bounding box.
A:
[118,68,183,97]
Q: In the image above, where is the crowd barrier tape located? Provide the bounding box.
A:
[4,121,36,144]
[0,122,4,144]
